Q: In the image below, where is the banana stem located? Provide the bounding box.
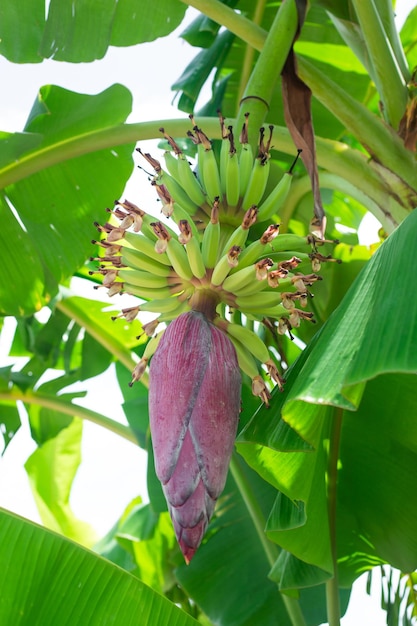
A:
[56,293,150,388]
[178,0,265,50]
[326,577,341,626]
[280,171,406,234]
[327,0,409,85]
[0,119,222,190]
[177,1,417,195]
[230,453,277,565]
[296,56,417,193]
[325,407,344,626]
[374,0,410,81]
[350,0,408,128]
[230,453,307,626]
[0,389,137,444]
[1,116,413,226]
[236,0,267,110]
[56,296,136,369]
[234,0,298,150]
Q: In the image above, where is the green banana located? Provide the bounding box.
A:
[116,246,172,277]
[143,331,164,359]
[270,234,311,253]
[177,154,206,207]
[120,248,172,277]
[226,334,260,380]
[226,323,284,395]
[201,147,222,204]
[236,233,309,272]
[190,122,222,204]
[225,150,240,209]
[227,225,278,272]
[230,279,269,298]
[238,143,254,200]
[221,225,247,257]
[219,123,240,209]
[230,240,265,271]
[173,205,200,238]
[136,295,190,315]
[124,231,172,266]
[241,157,270,211]
[213,316,275,404]
[222,268,269,298]
[227,332,272,405]
[211,246,241,287]
[256,171,292,222]
[201,200,221,268]
[241,125,274,210]
[163,150,181,182]
[222,258,275,296]
[158,169,200,215]
[185,236,206,279]
[195,141,206,191]
[221,265,258,293]
[256,149,302,221]
[238,113,253,199]
[121,283,173,301]
[224,322,271,364]
[178,220,206,279]
[236,292,281,310]
[117,268,170,289]
[220,206,258,256]
[129,331,166,386]
[166,237,194,281]
[238,302,289,318]
[218,113,230,198]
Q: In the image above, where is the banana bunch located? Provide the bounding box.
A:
[92,115,339,402]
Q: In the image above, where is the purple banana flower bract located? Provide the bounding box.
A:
[149,311,241,563]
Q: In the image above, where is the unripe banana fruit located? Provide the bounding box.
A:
[91,114,340,563]
[93,116,339,387]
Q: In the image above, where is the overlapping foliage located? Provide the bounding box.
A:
[1,1,417,625]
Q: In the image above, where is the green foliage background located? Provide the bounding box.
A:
[0,1,417,625]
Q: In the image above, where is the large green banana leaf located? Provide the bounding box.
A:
[173,1,370,140]
[0,292,144,456]
[0,508,199,626]
[97,453,351,626]
[237,208,417,587]
[0,84,135,316]
[0,0,187,62]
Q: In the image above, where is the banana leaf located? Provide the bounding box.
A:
[0,508,198,626]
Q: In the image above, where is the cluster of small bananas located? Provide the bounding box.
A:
[92,114,338,404]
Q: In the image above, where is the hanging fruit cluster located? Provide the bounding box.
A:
[91,113,339,561]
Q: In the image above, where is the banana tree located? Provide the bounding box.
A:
[1,0,417,625]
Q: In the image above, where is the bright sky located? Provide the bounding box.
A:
[0,2,414,624]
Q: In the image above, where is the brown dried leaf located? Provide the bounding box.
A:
[398,96,417,152]
[281,1,326,238]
